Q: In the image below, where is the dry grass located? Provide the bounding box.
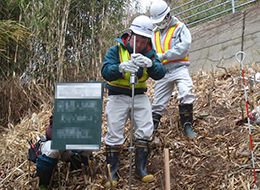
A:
[1,63,260,189]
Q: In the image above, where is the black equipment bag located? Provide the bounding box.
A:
[27,140,40,163]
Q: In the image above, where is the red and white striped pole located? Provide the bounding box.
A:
[236,51,257,189]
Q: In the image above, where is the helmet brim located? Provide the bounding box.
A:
[150,6,170,24]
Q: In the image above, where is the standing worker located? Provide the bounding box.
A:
[149,0,196,138]
[101,15,166,188]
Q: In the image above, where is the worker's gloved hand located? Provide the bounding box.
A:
[131,53,153,68]
[157,53,163,61]
[119,60,139,74]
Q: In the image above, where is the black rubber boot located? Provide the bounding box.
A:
[179,104,196,138]
[104,145,120,188]
[135,140,155,183]
[37,169,52,189]
[152,113,161,130]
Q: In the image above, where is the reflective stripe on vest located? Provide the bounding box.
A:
[108,43,149,89]
[154,22,189,65]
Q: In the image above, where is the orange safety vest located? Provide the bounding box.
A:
[154,22,189,65]
[108,43,149,89]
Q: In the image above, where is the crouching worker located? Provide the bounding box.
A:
[101,15,166,188]
[36,115,93,190]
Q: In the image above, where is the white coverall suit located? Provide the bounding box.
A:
[151,16,195,117]
[104,94,154,146]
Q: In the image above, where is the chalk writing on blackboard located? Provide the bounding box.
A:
[52,82,103,151]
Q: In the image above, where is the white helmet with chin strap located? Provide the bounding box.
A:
[129,15,153,38]
[150,0,170,24]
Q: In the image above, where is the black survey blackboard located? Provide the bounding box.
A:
[51,82,103,151]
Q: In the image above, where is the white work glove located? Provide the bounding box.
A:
[157,53,163,61]
[131,53,153,68]
[119,60,139,74]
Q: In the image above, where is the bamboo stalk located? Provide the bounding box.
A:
[8,84,12,124]
[28,160,30,180]
[81,163,88,185]
[66,162,71,182]
[87,155,94,176]
[239,176,247,190]
[0,160,27,184]
[58,167,61,188]
[35,177,39,189]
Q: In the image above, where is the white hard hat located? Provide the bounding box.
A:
[150,0,170,24]
[129,15,153,38]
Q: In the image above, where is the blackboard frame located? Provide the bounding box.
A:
[51,81,103,151]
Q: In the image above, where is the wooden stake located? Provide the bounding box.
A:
[107,164,114,190]
[164,148,170,190]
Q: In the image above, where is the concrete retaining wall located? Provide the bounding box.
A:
[189,3,260,74]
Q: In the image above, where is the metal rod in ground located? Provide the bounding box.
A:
[236,51,257,189]
[128,82,135,190]
[128,35,137,190]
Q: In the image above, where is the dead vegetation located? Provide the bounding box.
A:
[1,63,260,189]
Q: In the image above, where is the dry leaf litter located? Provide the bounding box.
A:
[1,63,260,190]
